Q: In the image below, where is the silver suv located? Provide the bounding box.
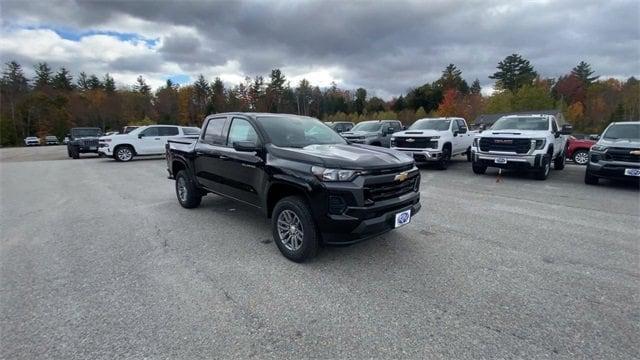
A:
[585,121,640,185]
[340,120,403,147]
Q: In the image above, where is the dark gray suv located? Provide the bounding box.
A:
[585,121,640,185]
[340,120,404,147]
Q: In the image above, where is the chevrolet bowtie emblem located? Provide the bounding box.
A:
[630,150,640,155]
[394,171,409,182]
[406,138,415,142]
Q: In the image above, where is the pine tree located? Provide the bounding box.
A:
[52,67,73,90]
[34,62,53,88]
[571,61,599,85]
[470,79,482,95]
[489,54,538,92]
[104,73,116,92]
[354,88,367,114]
[134,75,151,95]
[77,72,90,91]
[87,74,103,90]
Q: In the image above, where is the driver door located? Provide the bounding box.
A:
[551,118,563,156]
[137,126,161,154]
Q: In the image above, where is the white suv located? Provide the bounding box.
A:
[99,125,200,162]
[470,114,572,180]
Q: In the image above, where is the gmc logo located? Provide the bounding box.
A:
[494,139,513,144]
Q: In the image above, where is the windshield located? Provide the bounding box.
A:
[259,116,347,148]
[603,124,640,141]
[351,122,382,132]
[410,119,451,131]
[72,128,101,137]
[491,117,549,131]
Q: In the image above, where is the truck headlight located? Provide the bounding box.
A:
[311,166,359,182]
[532,139,546,150]
[591,145,608,152]
[472,138,479,147]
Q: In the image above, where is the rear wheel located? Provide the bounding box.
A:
[175,170,202,208]
[466,147,472,162]
[272,196,318,262]
[554,150,566,170]
[70,146,80,159]
[572,150,589,165]
[584,167,599,185]
[472,160,487,174]
[114,145,134,162]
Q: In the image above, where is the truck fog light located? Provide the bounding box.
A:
[328,195,347,214]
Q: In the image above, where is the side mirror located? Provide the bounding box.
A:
[233,141,261,152]
[386,128,395,135]
[560,124,573,135]
[402,126,407,131]
[453,131,459,137]
[138,133,144,139]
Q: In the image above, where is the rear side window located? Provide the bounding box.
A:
[203,117,227,145]
[182,127,200,135]
[140,127,159,137]
[452,120,459,132]
[389,122,402,132]
[158,126,179,136]
[457,120,468,132]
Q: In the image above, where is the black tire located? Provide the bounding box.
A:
[584,167,599,185]
[436,146,451,170]
[533,154,551,180]
[70,146,80,159]
[466,147,472,162]
[175,170,202,208]
[572,149,589,165]
[272,196,318,262]
[114,145,134,162]
[554,151,566,170]
[472,160,487,174]
[67,147,72,158]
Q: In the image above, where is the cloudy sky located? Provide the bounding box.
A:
[1,0,638,98]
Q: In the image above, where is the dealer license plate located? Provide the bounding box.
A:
[494,157,507,164]
[624,168,640,177]
[395,209,411,228]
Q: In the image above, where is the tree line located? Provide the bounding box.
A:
[1,54,638,146]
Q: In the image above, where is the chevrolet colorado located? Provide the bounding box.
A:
[391,117,475,169]
[585,121,640,185]
[470,114,572,180]
[166,113,421,262]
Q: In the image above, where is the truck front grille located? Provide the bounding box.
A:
[606,148,640,163]
[364,177,417,202]
[81,139,99,147]
[394,137,437,149]
[479,138,531,154]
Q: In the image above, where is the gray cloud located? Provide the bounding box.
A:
[1,0,638,96]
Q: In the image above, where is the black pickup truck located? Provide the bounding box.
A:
[166,113,421,262]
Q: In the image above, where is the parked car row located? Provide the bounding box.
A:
[23,135,60,146]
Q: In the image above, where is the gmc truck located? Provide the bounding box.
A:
[390,117,475,169]
[470,114,572,180]
[340,120,404,147]
[166,113,421,262]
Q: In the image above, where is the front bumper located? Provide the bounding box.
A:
[393,147,442,162]
[472,149,544,169]
[98,145,113,156]
[587,159,640,181]
[311,168,421,245]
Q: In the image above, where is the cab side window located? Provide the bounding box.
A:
[451,120,460,132]
[457,120,468,133]
[551,119,559,133]
[158,126,179,136]
[389,122,402,132]
[140,127,159,137]
[203,117,227,145]
[227,118,259,147]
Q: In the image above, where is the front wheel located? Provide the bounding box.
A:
[114,145,134,162]
[272,196,318,262]
[436,147,451,170]
[175,170,202,208]
[69,146,80,159]
[554,151,566,170]
[533,156,551,180]
[572,150,589,165]
[472,160,486,174]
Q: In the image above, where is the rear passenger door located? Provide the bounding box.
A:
[137,126,161,154]
[194,116,229,192]
[156,126,180,154]
[456,119,471,153]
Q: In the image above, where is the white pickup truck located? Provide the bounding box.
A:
[98,125,200,162]
[470,114,572,180]
[390,117,475,169]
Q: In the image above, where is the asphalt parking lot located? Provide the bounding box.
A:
[1,146,638,359]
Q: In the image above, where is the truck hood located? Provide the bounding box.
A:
[479,130,549,138]
[340,130,378,137]
[267,143,413,170]
[597,138,640,148]
[392,129,443,137]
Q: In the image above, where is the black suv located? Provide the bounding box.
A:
[67,127,102,159]
[166,113,421,262]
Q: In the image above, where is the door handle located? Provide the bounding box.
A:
[154,137,160,140]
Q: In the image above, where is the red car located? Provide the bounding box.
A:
[566,136,596,165]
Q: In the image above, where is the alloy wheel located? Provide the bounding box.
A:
[117,147,132,161]
[177,176,188,203]
[277,209,304,251]
[574,151,589,165]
